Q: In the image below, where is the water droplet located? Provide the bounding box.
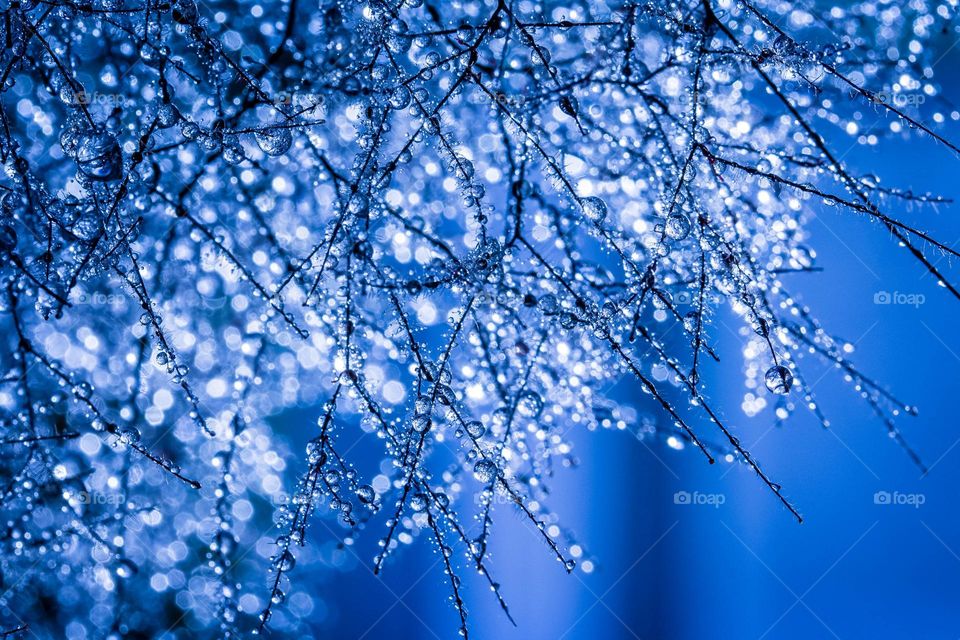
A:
[276,549,296,571]
[256,127,293,156]
[73,382,93,400]
[357,485,376,504]
[473,459,496,483]
[516,390,543,418]
[764,365,794,395]
[410,493,428,512]
[412,413,432,433]
[464,420,485,438]
[581,196,607,222]
[76,132,122,181]
[538,294,560,315]
[306,439,326,465]
[665,213,692,240]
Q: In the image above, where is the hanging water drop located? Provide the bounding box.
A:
[581,196,607,223]
[256,127,293,156]
[76,132,122,181]
[764,365,794,395]
[473,459,496,483]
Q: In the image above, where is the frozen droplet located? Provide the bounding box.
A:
[223,142,245,165]
[156,103,179,128]
[181,121,202,140]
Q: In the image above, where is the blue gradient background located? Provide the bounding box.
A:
[303,53,960,640]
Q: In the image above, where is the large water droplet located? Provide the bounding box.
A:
[581,196,607,222]
[357,485,376,504]
[473,459,496,483]
[276,549,296,571]
[76,132,122,181]
[464,420,485,438]
[410,493,428,512]
[665,213,692,240]
[256,127,293,156]
[764,365,794,395]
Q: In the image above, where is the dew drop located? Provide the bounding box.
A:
[256,127,293,156]
[357,485,376,504]
[76,132,122,181]
[473,459,496,483]
[665,213,692,240]
[410,493,428,512]
[764,365,794,395]
[580,196,607,223]
[464,420,485,438]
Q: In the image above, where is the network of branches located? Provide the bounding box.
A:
[0,0,956,637]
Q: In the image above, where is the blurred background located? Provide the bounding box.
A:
[290,39,960,640]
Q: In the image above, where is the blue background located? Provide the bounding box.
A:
[302,55,960,640]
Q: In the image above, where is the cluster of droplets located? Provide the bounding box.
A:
[0,0,955,637]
